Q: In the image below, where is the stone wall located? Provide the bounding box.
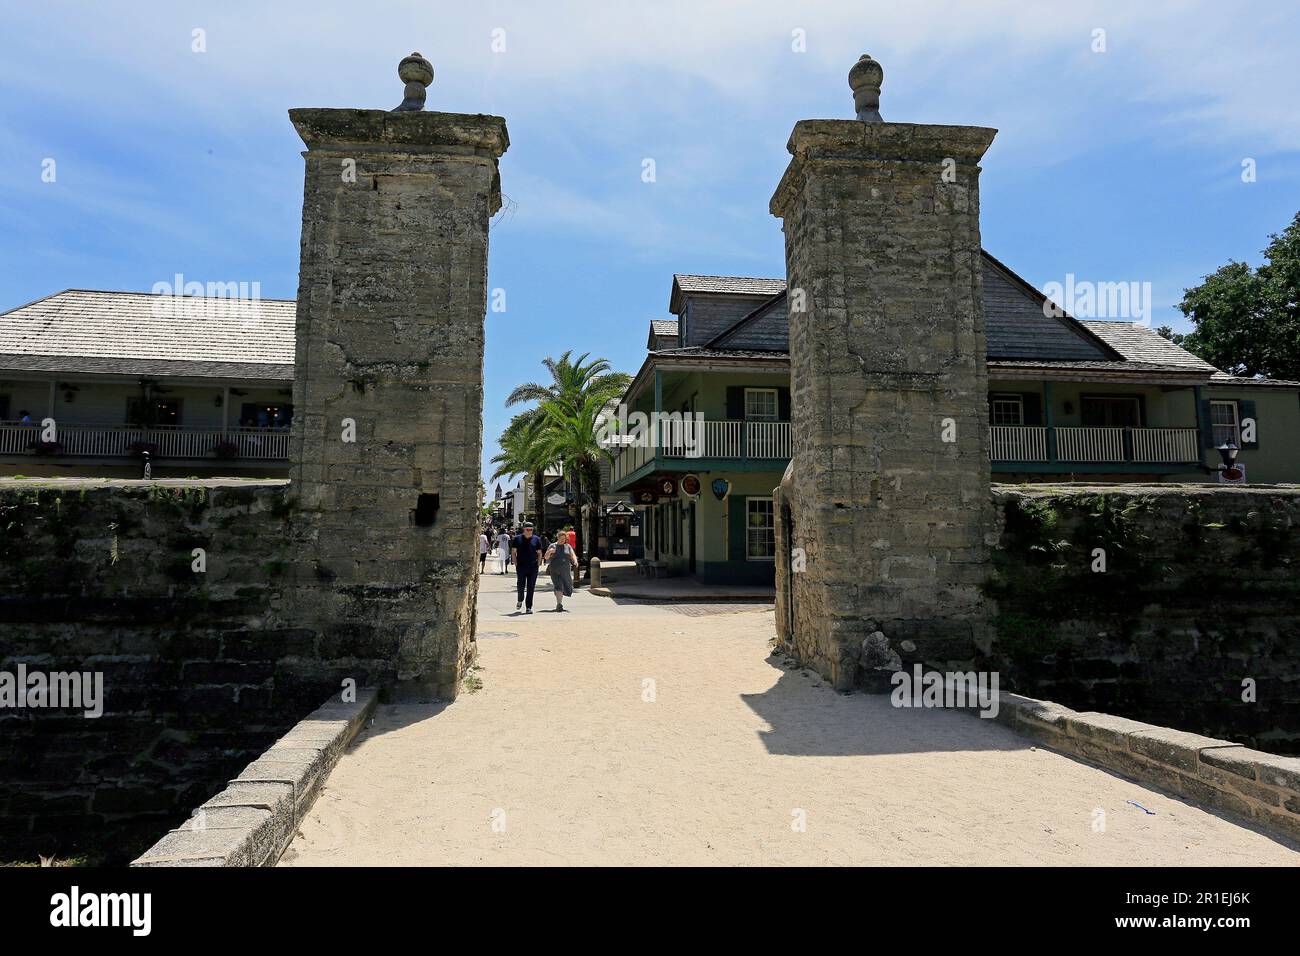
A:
[992,693,1300,845]
[0,479,395,864]
[982,484,1300,755]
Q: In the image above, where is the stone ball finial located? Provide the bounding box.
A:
[392,51,434,112]
[848,53,884,123]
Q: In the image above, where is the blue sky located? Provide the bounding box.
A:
[2,1,1298,489]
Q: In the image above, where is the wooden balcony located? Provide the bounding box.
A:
[0,423,290,461]
[611,419,791,485]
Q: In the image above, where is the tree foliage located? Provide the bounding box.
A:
[498,351,631,559]
[1163,211,1300,380]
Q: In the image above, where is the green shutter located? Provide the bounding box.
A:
[1021,392,1042,426]
[1199,399,1215,449]
[726,387,744,420]
[728,496,747,562]
[777,387,792,422]
[1239,399,1258,448]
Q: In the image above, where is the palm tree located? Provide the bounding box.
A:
[489,410,554,536]
[505,352,631,564]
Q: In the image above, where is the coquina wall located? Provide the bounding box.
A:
[983,485,1300,754]
[0,479,399,864]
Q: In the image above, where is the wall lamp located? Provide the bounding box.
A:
[1203,441,1243,480]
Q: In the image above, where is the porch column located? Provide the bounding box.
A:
[221,386,230,434]
[769,55,997,686]
[653,368,663,454]
[46,381,56,420]
[1043,380,1057,462]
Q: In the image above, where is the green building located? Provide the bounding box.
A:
[609,255,1300,585]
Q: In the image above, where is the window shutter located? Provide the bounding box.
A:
[728,496,747,561]
[726,387,744,421]
[777,387,791,422]
[1240,399,1259,448]
[1021,393,1042,426]
[1200,399,1215,448]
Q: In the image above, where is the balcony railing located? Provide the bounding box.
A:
[610,419,791,483]
[0,423,290,461]
[988,425,1200,464]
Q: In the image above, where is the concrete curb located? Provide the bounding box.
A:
[984,691,1300,846]
[130,687,379,867]
[589,585,776,603]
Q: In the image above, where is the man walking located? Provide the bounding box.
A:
[511,522,548,614]
[478,529,489,574]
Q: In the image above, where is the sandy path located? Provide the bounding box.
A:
[281,572,1299,866]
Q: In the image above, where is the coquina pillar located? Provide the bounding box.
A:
[770,55,996,688]
[287,54,508,699]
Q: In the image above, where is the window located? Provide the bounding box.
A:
[1210,400,1240,447]
[744,388,779,422]
[240,403,293,429]
[989,395,1024,426]
[1081,396,1141,428]
[746,497,776,560]
[126,397,181,427]
[0,395,9,421]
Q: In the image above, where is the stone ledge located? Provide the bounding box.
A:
[130,687,378,867]
[988,692,1300,847]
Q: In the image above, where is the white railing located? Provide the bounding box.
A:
[609,419,791,481]
[746,421,792,459]
[1055,426,1126,462]
[988,425,1202,464]
[1131,427,1200,463]
[663,420,743,459]
[0,423,290,461]
[988,426,1047,462]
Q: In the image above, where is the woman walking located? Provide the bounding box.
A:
[496,528,512,574]
[544,531,579,612]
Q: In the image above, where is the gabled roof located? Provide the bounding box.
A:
[646,318,679,349]
[659,253,1230,378]
[0,289,295,380]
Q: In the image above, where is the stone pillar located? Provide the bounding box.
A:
[287,55,508,699]
[769,55,996,688]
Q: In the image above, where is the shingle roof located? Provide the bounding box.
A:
[672,275,787,296]
[649,346,789,362]
[0,289,295,379]
[1077,320,1217,370]
[1209,372,1300,388]
[650,319,679,336]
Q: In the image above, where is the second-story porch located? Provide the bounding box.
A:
[607,356,793,491]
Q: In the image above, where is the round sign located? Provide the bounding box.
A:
[681,474,701,497]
